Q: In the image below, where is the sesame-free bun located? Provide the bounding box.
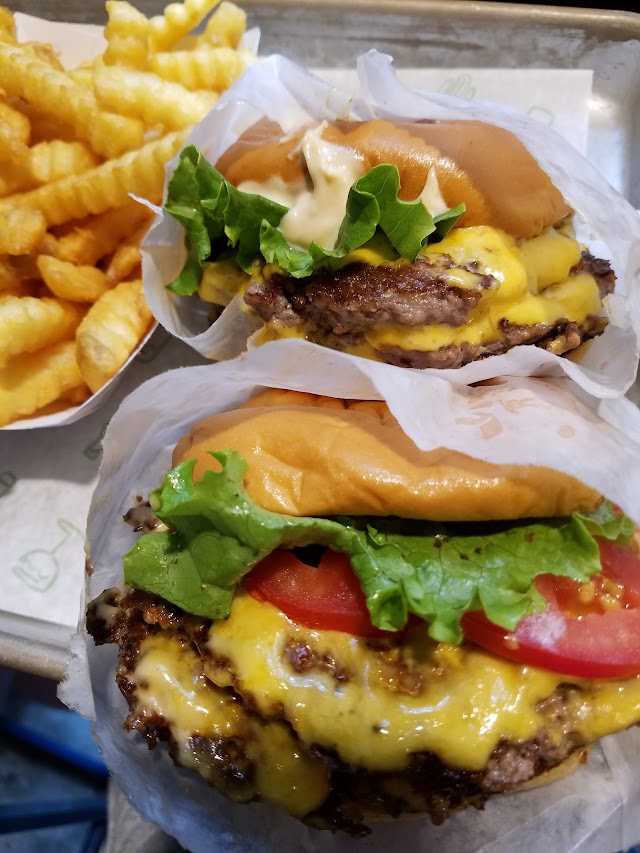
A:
[215,118,572,240]
[172,389,599,521]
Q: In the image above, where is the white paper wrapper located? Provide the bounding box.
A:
[142,50,640,401]
[62,344,640,853]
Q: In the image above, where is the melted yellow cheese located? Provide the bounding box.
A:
[366,273,602,353]
[198,259,251,307]
[199,222,597,357]
[365,226,599,354]
[420,226,528,299]
[518,227,582,294]
[130,632,329,816]
[203,593,640,774]
[329,231,400,270]
[250,224,602,356]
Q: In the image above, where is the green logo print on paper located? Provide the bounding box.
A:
[0,471,16,498]
[136,327,170,362]
[84,423,108,461]
[12,518,84,593]
[440,73,476,99]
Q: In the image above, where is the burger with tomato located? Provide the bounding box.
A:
[87,389,640,836]
[163,117,615,369]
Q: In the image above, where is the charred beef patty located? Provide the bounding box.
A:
[245,255,494,331]
[88,589,590,836]
[379,315,609,370]
[244,251,614,370]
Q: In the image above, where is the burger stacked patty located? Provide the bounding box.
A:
[88,588,589,836]
[244,251,614,370]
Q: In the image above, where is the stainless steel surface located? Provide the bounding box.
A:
[0,611,72,682]
[4,0,640,681]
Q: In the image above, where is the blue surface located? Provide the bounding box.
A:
[0,668,107,853]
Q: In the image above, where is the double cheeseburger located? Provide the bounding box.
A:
[164,118,615,368]
[88,390,640,836]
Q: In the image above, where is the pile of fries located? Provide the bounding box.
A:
[0,0,255,426]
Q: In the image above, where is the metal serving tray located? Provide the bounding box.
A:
[2,0,640,682]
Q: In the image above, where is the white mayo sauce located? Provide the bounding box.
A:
[237,121,449,252]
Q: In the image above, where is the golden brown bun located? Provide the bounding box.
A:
[172,389,599,521]
[216,118,572,240]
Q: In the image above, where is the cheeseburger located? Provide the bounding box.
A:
[88,390,640,836]
[164,118,615,368]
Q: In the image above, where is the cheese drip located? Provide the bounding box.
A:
[129,632,329,816]
[252,223,600,358]
[202,593,640,773]
[365,225,596,354]
[197,212,596,360]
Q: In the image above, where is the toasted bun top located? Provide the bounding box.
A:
[172,389,599,522]
[216,118,572,240]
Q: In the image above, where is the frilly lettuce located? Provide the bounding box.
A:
[164,145,465,295]
[123,450,633,644]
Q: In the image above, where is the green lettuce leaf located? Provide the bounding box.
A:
[163,146,465,293]
[123,451,632,644]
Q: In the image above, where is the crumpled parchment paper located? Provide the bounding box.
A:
[141,50,640,401]
[61,342,640,853]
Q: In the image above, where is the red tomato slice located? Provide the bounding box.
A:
[461,539,640,679]
[244,548,390,637]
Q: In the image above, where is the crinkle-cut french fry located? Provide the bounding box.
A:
[90,111,145,160]
[7,96,76,145]
[148,46,253,92]
[25,380,92,418]
[34,230,59,256]
[76,278,152,392]
[0,100,30,163]
[148,0,220,52]
[22,41,65,71]
[37,255,111,303]
[28,140,100,185]
[0,160,32,196]
[104,216,152,285]
[196,1,246,48]
[0,207,46,255]
[0,293,82,365]
[60,383,92,406]
[67,66,95,88]
[0,43,144,159]
[105,244,142,286]
[0,139,100,197]
[104,1,150,69]
[0,43,91,121]
[0,253,39,290]
[45,203,153,266]
[0,130,186,226]
[93,66,218,130]
[14,384,91,419]
[0,339,86,426]
[0,7,15,44]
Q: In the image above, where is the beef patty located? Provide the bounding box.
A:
[88,588,590,836]
[244,251,614,370]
